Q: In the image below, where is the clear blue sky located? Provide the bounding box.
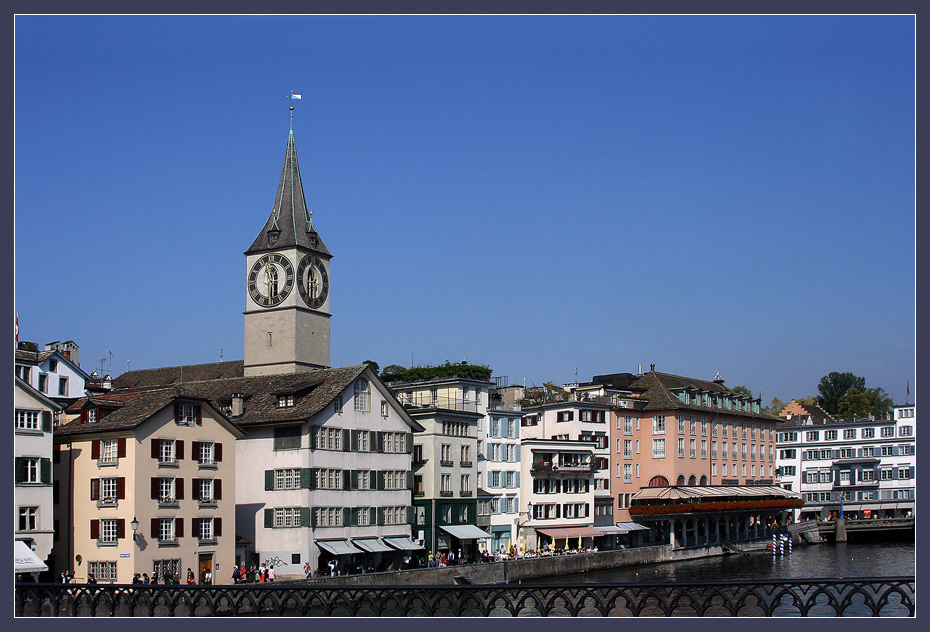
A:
[14,15,915,405]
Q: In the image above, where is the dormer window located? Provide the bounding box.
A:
[87,408,97,423]
[354,379,370,412]
[49,359,58,372]
[277,394,294,408]
[176,402,201,425]
[268,230,280,246]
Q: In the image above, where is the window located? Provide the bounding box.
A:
[690,417,696,436]
[153,559,181,581]
[441,444,452,464]
[624,440,633,459]
[313,507,343,527]
[840,471,850,484]
[275,508,301,527]
[861,469,874,482]
[381,400,389,416]
[701,440,707,459]
[277,394,294,408]
[862,428,875,439]
[177,402,198,425]
[159,478,177,503]
[652,438,666,458]
[198,517,215,541]
[16,410,40,430]
[635,463,640,478]
[653,415,666,434]
[780,449,796,459]
[198,441,216,465]
[383,432,407,453]
[315,469,344,490]
[58,376,68,395]
[313,427,340,450]
[880,446,894,456]
[624,417,633,435]
[750,444,756,461]
[354,379,370,411]
[880,468,893,481]
[806,431,819,442]
[861,447,874,457]
[18,507,38,531]
[356,430,370,452]
[334,396,343,413]
[461,445,471,464]
[781,466,796,476]
[440,474,452,494]
[383,470,406,490]
[199,479,215,502]
[899,425,913,437]
[711,441,718,459]
[15,365,30,381]
[461,474,471,494]
[100,478,118,503]
[413,444,423,464]
[722,442,728,460]
[825,430,837,441]
[732,443,738,460]
[623,463,632,483]
[678,417,686,434]
[101,519,119,544]
[721,463,727,477]
[689,439,696,459]
[101,439,118,463]
[899,466,911,480]
[881,426,895,438]
[88,561,118,582]
[16,458,43,484]
[86,408,97,423]
[678,438,685,457]
[490,471,501,488]
[843,428,856,440]
[635,439,640,454]
[159,440,176,464]
[38,373,48,393]
[701,419,708,436]
[839,448,854,458]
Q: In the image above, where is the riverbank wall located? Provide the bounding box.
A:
[287,544,729,586]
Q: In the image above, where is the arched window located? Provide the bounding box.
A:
[648,475,670,488]
[354,379,370,412]
[676,475,686,486]
[688,475,697,486]
[699,475,708,486]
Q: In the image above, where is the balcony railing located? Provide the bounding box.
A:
[402,394,480,413]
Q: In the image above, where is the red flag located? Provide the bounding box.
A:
[14,312,18,343]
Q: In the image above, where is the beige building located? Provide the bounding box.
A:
[54,388,244,584]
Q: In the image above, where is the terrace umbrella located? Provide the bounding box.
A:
[578,535,582,550]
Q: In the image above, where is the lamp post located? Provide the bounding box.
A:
[130,517,140,542]
[517,502,533,555]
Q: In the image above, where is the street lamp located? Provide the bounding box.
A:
[517,502,533,554]
[130,517,140,542]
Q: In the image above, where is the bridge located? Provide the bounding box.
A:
[816,517,914,540]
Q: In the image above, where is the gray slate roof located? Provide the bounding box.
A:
[629,371,781,422]
[245,128,330,257]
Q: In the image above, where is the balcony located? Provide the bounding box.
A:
[440,460,454,467]
[402,393,480,413]
[460,461,473,468]
[439,491,453,497]
[531,460,597,475]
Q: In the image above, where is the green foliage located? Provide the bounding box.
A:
[837,387,871,418]
[765,397,787,416]
[816,372,866,415]
[797,396,818,406]
[363,360,380,375]
[379,361,493,383]
[521,381,569,406]
[730,385,754,399]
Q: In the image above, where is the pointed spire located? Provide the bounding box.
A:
[246,109,330,256]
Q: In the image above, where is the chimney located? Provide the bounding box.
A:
[650,363,655,372]
[231,393,244,417]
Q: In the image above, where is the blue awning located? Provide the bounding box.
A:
[440,525,492,539]
[316,540,362,556]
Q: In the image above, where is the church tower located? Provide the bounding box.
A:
[243,107,332,376]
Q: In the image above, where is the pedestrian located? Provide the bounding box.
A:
[328,559,337,576]
[142,573,150,585]
[232,565,241,584]
[188,568,196,584]
[267,565,275,582]
[204,568,213,584]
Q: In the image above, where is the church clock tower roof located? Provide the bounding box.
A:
[246,111,330,257]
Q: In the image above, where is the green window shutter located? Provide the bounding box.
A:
[300,507,311,527]
[265,470,275,491]
[310,510,317,528]
[350,430,358,451]
[377,507,385,525]
[406,433,413,454]
[41,411,52,432]
[376,471,385,490]
[350,470,359,490]
[14,458,24,484]
[309,426,318,449]
[300,468,313,489]
[342,429,351,451]
[342,470,350,490]
[40,458,51,484]
[343,507,353,526]
[264,508,274,528]
[407,506,415,524]
[407,471,414,490]
[376,432,384,452]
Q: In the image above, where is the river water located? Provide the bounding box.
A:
[526,533,915,584]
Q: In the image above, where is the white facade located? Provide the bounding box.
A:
[478,409,523,552]
[15,344,93,408]
[236,369,418,576]
[775,404,916,521]
[14,377,61,567]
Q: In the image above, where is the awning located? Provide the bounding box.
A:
[316,540,362,556]
[15,541,47,574]
[439,525,492,540]
[536,527,605,539]
[382,536,424,551]
[616,522,650,532]
[840,504,863,511]
[593,525,627,535]
[351,538,393,553]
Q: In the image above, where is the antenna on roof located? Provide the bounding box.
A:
[220,348,223,362]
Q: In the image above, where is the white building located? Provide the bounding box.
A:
[14,376,62,575]
[775,403,916,521]
[15,340,99,409]
[478,408,523,553]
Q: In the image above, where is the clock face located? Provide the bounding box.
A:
[297,254,329,309]
[248,253,294,307]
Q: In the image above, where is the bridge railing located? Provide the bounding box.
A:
[14,577,915,617]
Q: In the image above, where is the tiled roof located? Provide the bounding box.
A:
[112,361,245,389]
[57,387,211,437]
[15,348,56,363]
[245,128,330,257]
[781,400,835,423]
[628,372,780,422]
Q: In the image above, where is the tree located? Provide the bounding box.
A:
[730,385,754,399]
[816,372,866,415]
[380,364,407,380]
[836,387,872,418]
[797,396,818,406]
[863,386,894,417]
[764,397,787,416]
[363,360,380,375]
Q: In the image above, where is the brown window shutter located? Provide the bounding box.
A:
[215,479,222,500]
[151,477,160,500]
[53,443,61,464]
[176,440,184,460]
[90,519,99,540]
[215,443,222,462]
[191,441,200,462]
[90,478,100,501]
[117,437,126,458]
[192,518,200,537]
[192,478,201,501]
[91,440,100,460]
[116,519,125,539]
[116,477,126,500]
[196,404,202,426]
[174,402,180,422]
[151,439,159,459]
[175,518,183,538]
[176,478,184,500]
[215,518,222,537]
[150,518,158,539]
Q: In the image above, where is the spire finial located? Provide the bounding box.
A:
[287,91,301,135]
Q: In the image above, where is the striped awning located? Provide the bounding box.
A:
[382,537,424,551]
[352,538,393,553]
[536,527,605,539]
[616,522,650,532]
[632,485,801,501]
[440,525,492,540]
[316,540,362,556]
[593,525,626,535]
